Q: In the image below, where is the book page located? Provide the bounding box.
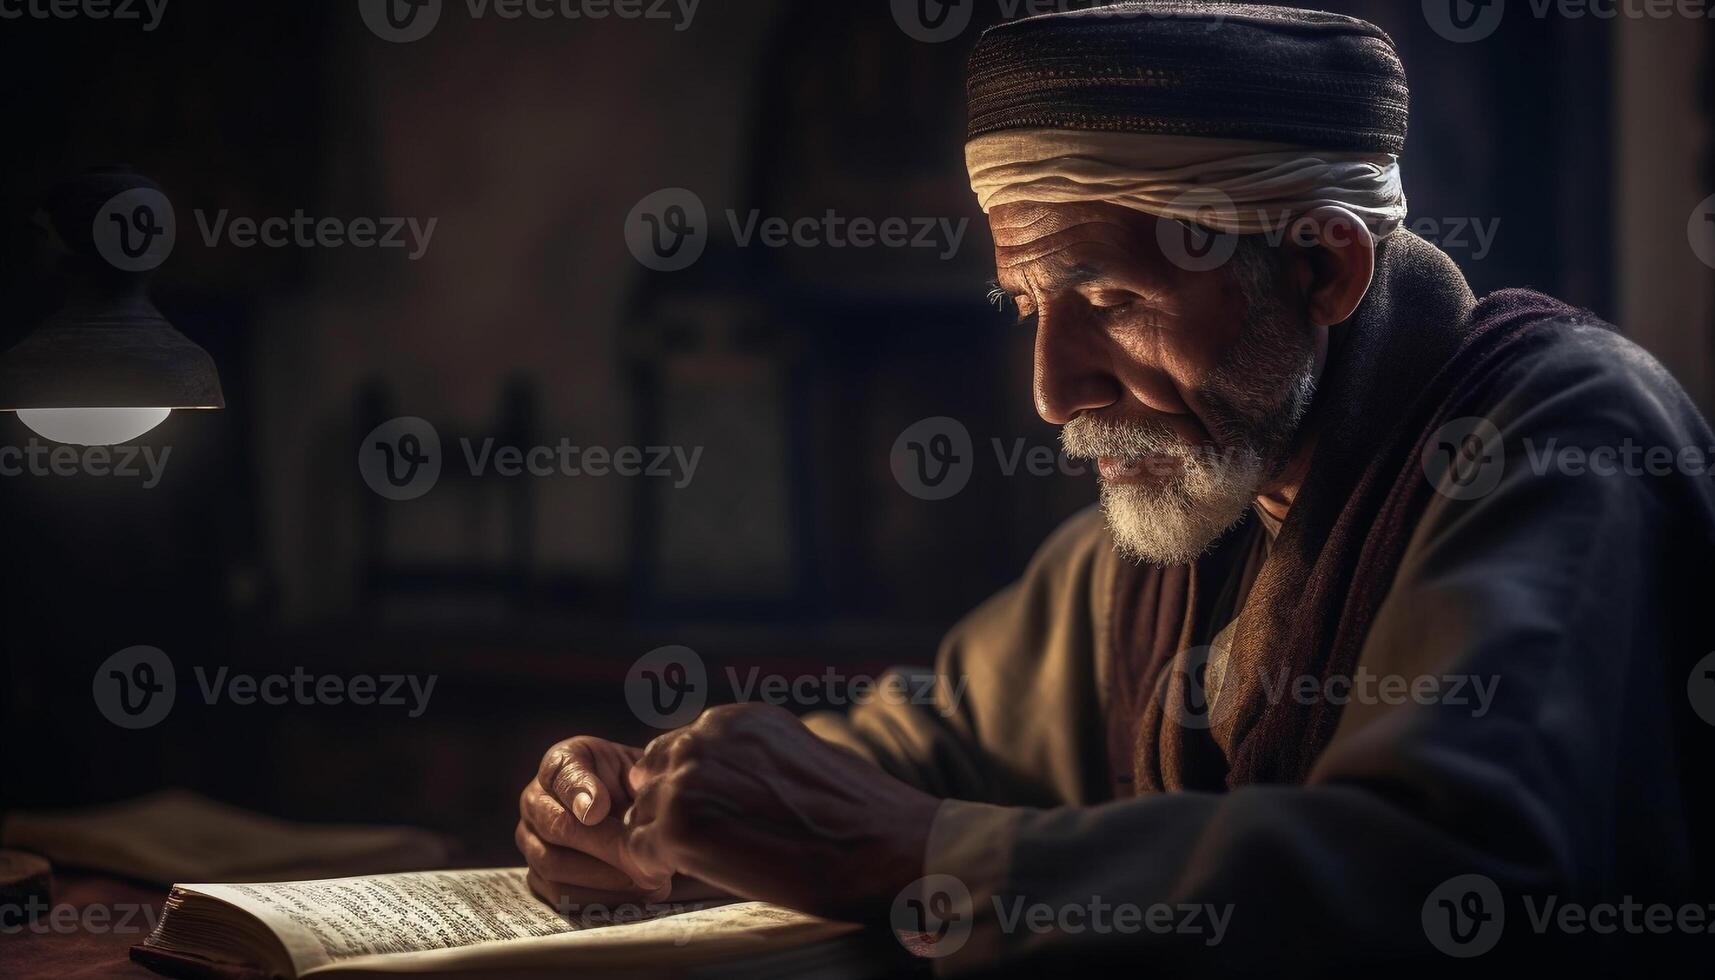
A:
[174,868,854,976]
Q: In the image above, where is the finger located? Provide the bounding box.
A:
[623,821,679,888]
[538,739,609,825]
[623,768,662,829]
[527,870,671,912]
[522,781,670,890]
[520,780,628,863]
[629,730,682,793]
[514,820,642,893]
[620,777,680,886]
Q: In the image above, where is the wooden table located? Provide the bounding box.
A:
[0,872,165,979]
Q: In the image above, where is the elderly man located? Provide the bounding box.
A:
[517,3,1715,972]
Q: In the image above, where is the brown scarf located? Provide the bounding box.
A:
[1107,232,1595,793]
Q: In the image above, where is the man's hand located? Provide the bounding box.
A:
[517,735,672,907]
[622,703,942,920]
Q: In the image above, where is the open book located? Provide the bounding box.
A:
[132,867,865,979]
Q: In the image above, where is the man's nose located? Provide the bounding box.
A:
[1032,303,1121,425]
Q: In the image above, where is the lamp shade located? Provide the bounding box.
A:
[0,167,224,416]
[0,305,224,411]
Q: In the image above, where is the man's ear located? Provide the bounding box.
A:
[1288,206,1376,328]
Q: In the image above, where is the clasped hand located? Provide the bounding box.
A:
[518,703,939,919]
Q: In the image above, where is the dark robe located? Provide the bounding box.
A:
[809,232,1715,974]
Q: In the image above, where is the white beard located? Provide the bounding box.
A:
[1060,344,1316,565]
[1062,416,1266,565]
[1096,448,1265,565]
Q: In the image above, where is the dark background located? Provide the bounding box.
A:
[1,0,1710,862]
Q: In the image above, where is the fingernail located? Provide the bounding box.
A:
[572,791,593,822]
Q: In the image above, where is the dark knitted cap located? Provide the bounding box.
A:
[967,2,1408,155]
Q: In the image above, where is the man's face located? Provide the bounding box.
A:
[987,201,1320,564]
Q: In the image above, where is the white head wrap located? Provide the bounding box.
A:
[967,129,1407,240]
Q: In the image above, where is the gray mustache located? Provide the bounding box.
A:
[1059,415,1188,460]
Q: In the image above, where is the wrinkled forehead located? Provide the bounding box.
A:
[989,201,1156,247]
[988,201,1176,281]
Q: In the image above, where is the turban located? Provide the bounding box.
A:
[965,2,1410,239]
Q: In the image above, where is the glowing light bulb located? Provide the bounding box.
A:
[15,407,172,446]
